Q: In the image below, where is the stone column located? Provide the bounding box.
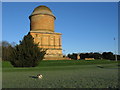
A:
[54,36,56,48]
[59,36,61,48]
[41,36,43,46]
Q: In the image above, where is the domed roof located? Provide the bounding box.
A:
[29,5,55,19]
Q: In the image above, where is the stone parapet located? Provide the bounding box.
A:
[30,31,62,35]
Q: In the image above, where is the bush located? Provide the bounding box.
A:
[9,33,46,67]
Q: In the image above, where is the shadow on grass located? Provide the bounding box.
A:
[97,65,104,68]
[97,65,120,69]
[29,76,38,79]
[104,68,120,69]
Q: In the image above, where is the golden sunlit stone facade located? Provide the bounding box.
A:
[29,5,63,60]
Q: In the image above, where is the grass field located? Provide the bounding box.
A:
[2,60,119,88]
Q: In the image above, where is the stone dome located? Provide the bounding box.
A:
[29,5,55,19]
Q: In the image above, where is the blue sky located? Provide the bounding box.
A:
[2,2,118,54]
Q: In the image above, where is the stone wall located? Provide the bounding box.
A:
[30,31,63,59]
[30,14,54,32]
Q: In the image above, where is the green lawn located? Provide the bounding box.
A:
[2,60,119,88]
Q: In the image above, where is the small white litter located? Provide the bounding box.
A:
[37,74,43,79]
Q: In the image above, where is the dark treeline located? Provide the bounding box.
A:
[67,52,120,60]
[0,41,17,61]
[1,41,14,61]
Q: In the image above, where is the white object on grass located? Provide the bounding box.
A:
[37,74,43,79]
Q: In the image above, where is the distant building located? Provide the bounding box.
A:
[77,54,80,60]
[29,5,63,60]
[85,58,95,60]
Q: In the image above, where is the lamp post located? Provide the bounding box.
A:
[114,37,117,61]
[63,49,66,57]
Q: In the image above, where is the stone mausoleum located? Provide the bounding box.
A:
[29,5,63,60]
